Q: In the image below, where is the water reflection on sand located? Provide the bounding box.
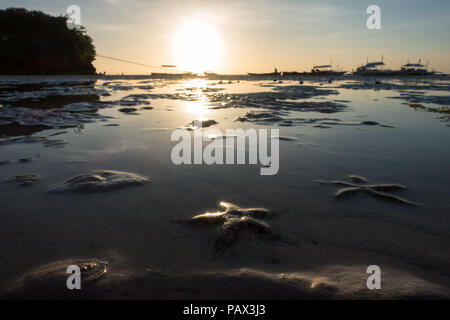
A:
[0,75,449,298]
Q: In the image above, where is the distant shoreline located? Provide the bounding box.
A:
[0,73,448,80]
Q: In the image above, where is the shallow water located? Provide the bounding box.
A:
[0,75,449,298]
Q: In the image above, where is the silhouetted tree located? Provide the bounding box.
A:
[0,8,96,74]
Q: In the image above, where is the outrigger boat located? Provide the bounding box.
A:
[301,64,346,76]
[355,57,436,76]
[151,64,193,78]
[248,67,281,77]
[354,56,398,76]
[398,59,435,76]
[151,71,193,78]
[283,60,346,76]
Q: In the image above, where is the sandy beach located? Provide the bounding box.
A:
[0,75,449,299]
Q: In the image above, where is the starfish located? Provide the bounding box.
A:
[175,202,292,258]
[317,175,421,206]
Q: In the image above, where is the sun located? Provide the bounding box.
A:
[173,19,223,74]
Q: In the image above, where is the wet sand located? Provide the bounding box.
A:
[0,75,449,299]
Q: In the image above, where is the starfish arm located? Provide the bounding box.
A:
[218,201,240,211]
[349,175,367,183]
[191,212,227,224]
[364,188,421,206]
[335,187,362,198]
[317,180,357,187]
[366,184,406,191]
[242,207,271,218]
[240,216,272,231]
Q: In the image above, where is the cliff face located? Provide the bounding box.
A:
[0,8,96,75]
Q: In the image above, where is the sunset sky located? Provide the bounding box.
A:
[2,0,450,74]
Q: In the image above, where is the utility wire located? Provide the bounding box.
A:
[95,54,187,72]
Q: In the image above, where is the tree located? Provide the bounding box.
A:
[0,8,96,74]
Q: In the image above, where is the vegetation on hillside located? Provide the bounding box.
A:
[0,8,96,74]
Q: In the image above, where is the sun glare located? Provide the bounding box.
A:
[173,20,223,74]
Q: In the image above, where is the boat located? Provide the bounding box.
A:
[354,57,436,76]
[295,60,347,76]
[151,71,193,78]
[248,67,281,77]
[398,60,435,76]
[151,64,193,78]
[301,64,346,76]
[354,57,398,76]
[279,71,302,76]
